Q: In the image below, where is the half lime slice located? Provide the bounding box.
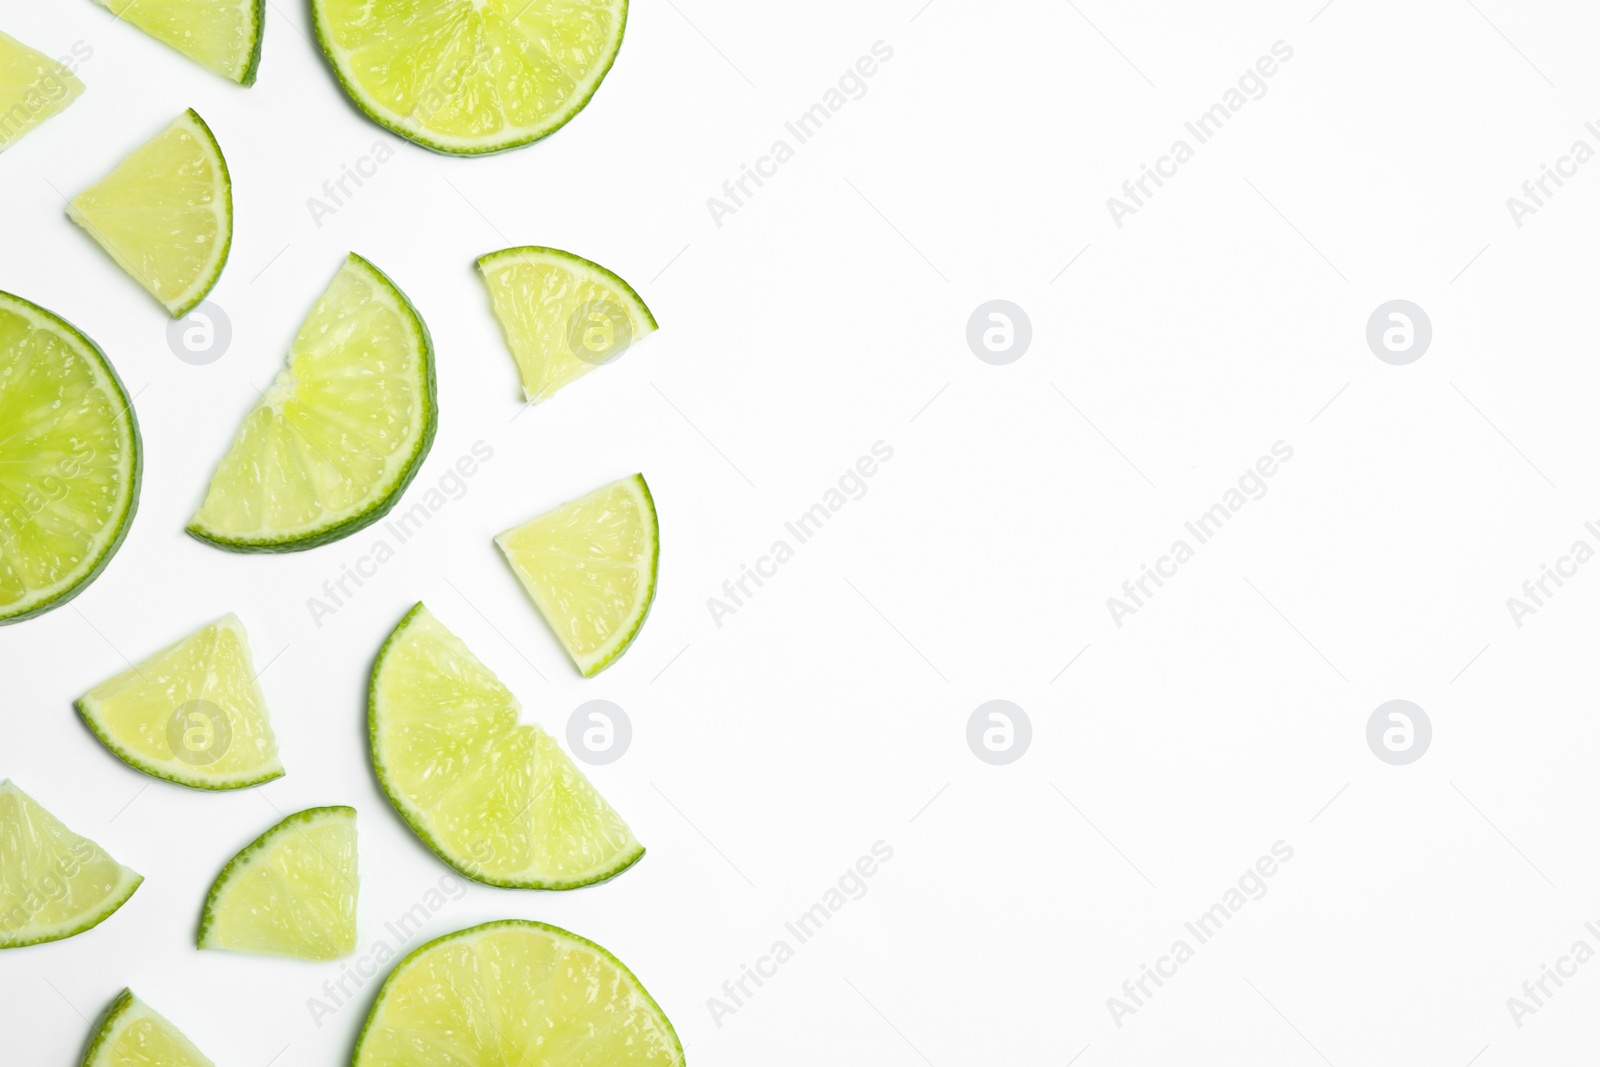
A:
[198,805,357,959]
[188,253,436,551]
[0,30,84,152]
[496,474,657,676]
[77,614,285,789]
[478,246,657,404]
[95,0,263,85]
[68,109,232,317]
[354,920,683,1067]
[0,292,140,625]
[82,990,217,1067]
[0,781,142,949]
[311,0,630,154]
[370,604,643,889]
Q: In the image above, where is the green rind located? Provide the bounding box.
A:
[79,989,136,1067]
[475,245,659,332]
[73,695,284,791]
[0,291,141,626]
[197,805,354,949]
[238,0,265,86]
[368,604,646,889]
[580,473,657,677]
[169,109,233,318]
[184,253,437,552]
[0,869,142,950]
[349,919,684,1067]
[309,0,629,156]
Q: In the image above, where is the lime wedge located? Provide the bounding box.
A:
[0,31,84,152]
[371,604,642,889]
[496,474,657,677]
[199,805,357,959]
[76,614,284,790]
[478,246,657,404]
[188,253,436,551]
[0,781,141,949]
[311,0,629,155]
[0,292,140,625]
[354,920,682,1066]
[82,990,216,1067]
[95,0,263,85]
[68,109,232,317]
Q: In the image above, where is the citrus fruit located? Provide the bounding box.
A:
[81,990,217,1067]
[0,30,84,151]
[188,253,436,551]
[370,604,642,889]
[94,0,264,85]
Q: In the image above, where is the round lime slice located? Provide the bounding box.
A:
[354,920,682,1067]
[188,253,436,551]
[311,0,630,154]
[82,990,217,1067]
[0,291,140,625]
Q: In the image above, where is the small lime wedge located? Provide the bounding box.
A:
[76,614,285,789]
[68,109,232,317]
[95,0,264,85]
[0,781,141,949]
[354,920,683,1067]
[82,990,216,1067]
[0,31,84,152]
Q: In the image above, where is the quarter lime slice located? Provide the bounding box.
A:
[0,292,140,625]
[188,253,436,551]
[198,805,357,959]
[478,246,657,404]
[95,0,263,85]
[495,474,657,677]
[82,990,216,1067]
[68,109,232,317]
[370,604,642,889]
[311,0,630,155]
[0,31,84,152]
[76,614,285,790]
[353,920,682,1067]
[0,781,141,949]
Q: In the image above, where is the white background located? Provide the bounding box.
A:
[4,0,1600,1063]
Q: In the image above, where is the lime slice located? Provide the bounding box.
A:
[0,781,141,949]
[311,0,629,155]
[198,805,357,959]
[76,614,284,790]
[82,990,216,1067]
[0,292,140,625]
[0,31,84,152]
[495,474,657,677]
[370,604,642,889]
[354,920,682,1066]
[68,110,232,317]
[478,246,657,404]
[188,253,436,551]
[95,0,263,85]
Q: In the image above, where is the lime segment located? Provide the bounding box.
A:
[0,781,141,949]
[188,253,436,551]
[199,806,357,959]
[68,109,232,317]
[95,0,263,84]
[82,991,216,1067]
[353,920,682,1067]
[0,31,84,151]
[0,292,139,625]
[77,614,285,789]
[370,604,642,888]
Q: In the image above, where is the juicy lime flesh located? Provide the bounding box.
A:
[77,614,283,789]
[69,110,230,316]
[0,31,84,150]
[97,0,261,83]
[314,0,628,153]
[0,296,138,624]
[0,782,141,948]
[372,605,641,888]
[496,475,656,676]
[189,254,434,549]
[201,807,357,959]
[479,247,656,403]
[86,992,215,1067]
[355,921,681,1067]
